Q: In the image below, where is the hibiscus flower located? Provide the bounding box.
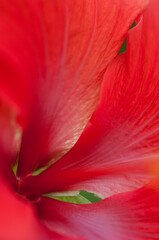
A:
[0,0,159,239]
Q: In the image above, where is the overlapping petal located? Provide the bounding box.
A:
[1,1,158,240]
[19,0,159,198]
[0,177,85,240]
[36,179,159,240]
[0,0,147,176]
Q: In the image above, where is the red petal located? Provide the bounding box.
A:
[0,103,19,187]
[65,174,151,198]
[0,0,147,176]
[0,179,54,240]
[92,0,159,177]
[18,123,151,198]
[0,179,80,240]
[36,179,159,240]
[19,0,159,197]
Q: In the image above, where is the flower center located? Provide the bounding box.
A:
[15,175,39,203]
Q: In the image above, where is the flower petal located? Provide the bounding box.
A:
[0,0,147,176]
[18,114,151,198]
[64,174,151,198]
[0,103,19,187]
[0,179,54,240]
[36,179,159,240]
[19,0,159,197]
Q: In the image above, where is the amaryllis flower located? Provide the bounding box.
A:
[0,0,159,239]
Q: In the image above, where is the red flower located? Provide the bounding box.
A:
[0,0,159,239]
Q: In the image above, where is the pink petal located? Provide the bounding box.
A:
[65,174,151,198]
[36,179,159,240]
[19,0,159,198]
[0,0,147,176]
